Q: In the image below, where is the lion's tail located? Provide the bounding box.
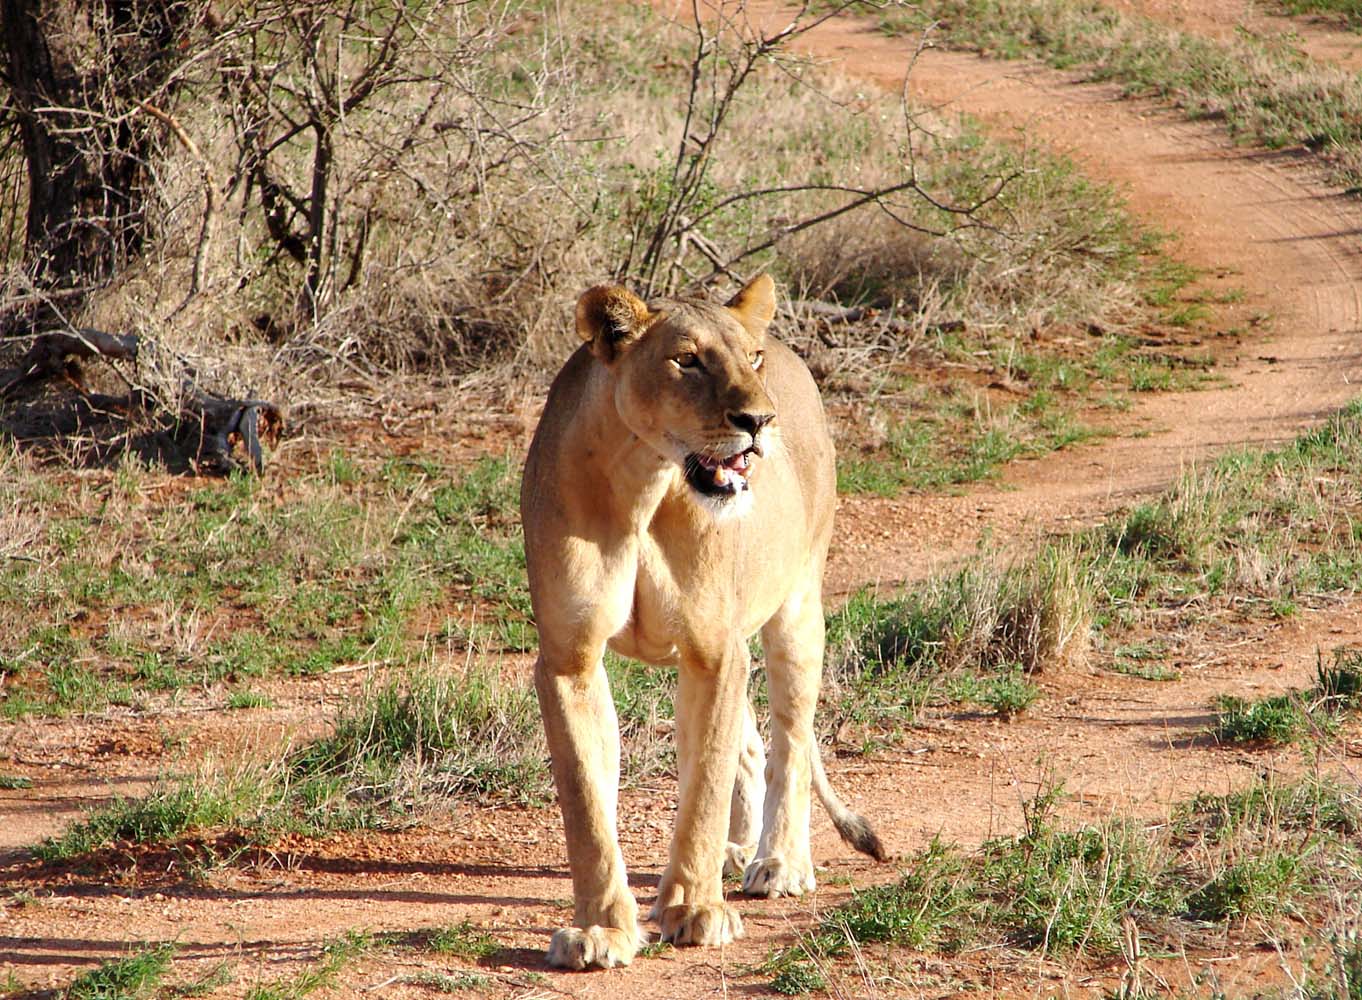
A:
[811,745,888,862]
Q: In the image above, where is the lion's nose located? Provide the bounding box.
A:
[727,410,775,437]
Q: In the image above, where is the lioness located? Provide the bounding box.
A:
[521,274,884,970]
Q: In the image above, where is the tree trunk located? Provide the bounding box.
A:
[0,1,193,334]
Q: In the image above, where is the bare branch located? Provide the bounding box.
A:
[135,101,219,314]
[617,0,1023,299]
[694,179,947,286]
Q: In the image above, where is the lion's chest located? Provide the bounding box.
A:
[604,505,785,667]
[602,537,692,666]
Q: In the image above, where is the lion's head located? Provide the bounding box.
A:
[575,274,778,502]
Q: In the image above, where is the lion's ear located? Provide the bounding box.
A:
[576,284,651,363]
[725,273,776,335]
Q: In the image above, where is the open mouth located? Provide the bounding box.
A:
[684,447,758,498]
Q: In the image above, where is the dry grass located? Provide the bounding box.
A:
[2,0,1175,448]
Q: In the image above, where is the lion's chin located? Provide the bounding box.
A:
[683,448,756,498]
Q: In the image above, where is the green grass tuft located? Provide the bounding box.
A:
[768,958,827,995]
[1211,692,1311,744]
[832,838,971,950]
[399,971,492,993]
[824,546,1088,731]
[65,943,175,1000]
[290,665,548,809]
[226,689,275,710]
[425,920,500,961]
[949,667,1042,720]
[35,661,552,864]
[1210,645,1362,745]
[772,788,1175,973]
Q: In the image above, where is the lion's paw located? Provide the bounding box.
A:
[657,903,744,947]
[742,856,816,898]
[546,925,637,970]
[723,841,756,878]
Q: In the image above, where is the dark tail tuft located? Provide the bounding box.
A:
[832,811,888,863]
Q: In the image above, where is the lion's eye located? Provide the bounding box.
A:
[673,352,700,370]
[750,351,764,371]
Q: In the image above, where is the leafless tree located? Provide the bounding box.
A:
[619,0,1013,298]
[220,0,567,328]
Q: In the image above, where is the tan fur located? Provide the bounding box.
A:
[521,274,877,970]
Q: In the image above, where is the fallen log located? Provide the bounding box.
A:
[0,328,284,474]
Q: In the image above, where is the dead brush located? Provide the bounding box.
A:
[1,0,1178,441]
[778,212,956,392]
[780,194,969,311]
[935,546,1093,675]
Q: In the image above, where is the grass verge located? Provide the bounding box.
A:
[828,399,1362,738]
[769,774,1361,991]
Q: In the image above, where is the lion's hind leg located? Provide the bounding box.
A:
[724,694,766,877]
[743,575,823,898]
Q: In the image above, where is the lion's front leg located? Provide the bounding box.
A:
[535,652,639,969]
[651,639,748,948]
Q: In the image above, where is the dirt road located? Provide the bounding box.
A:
[804,12,1362,592]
